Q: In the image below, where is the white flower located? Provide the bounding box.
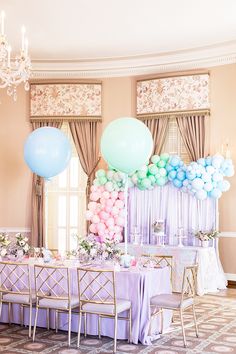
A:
[0,249,7,257]
[80,248,87,255]
[90,248,97,257]
[24,237,28,242]
[23,244,29,252]
[19,240,25,247]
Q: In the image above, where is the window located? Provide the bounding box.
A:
[45,122,87,252]
[161,117,190,163]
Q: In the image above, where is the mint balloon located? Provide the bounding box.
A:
[101,117,153,174]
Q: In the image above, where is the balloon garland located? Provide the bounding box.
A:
[86,153,234,241]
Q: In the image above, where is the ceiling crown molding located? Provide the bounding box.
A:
[31,40,236,79]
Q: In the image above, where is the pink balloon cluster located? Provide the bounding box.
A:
[85,185,125,243]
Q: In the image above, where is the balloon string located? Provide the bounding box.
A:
[124,174,129,255]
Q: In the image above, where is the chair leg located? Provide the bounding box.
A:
[55,310,58,333]
[192,304,199,338]
[8,303,11,324]
[29,304,32,338]
[114,315,118,353]
[77,312,82,348]
[180,309,187,348]
[98,315,101,339]
[46,308,50,330]
[68,309,72,347]
[20,305,24,326]
[33,306,39,342]
[84,313,87,337]
[129,308,132,343]
[160,309,164,334]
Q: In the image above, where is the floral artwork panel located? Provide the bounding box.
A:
[137,74,209,114]
[30,83,102,117]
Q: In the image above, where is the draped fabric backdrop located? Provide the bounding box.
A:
[31,120,63,247]
[128,184,216,246]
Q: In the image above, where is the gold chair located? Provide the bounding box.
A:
[141,254,173,285]
[0,261,35,337]
[32,264,79,346]
[77,267,132,352]
[150,264,199,347]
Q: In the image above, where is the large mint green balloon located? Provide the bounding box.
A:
[101,117,153,174]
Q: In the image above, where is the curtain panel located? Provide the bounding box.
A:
[139,116,169,155]
[176,114,206,160]
[31,120,62,247]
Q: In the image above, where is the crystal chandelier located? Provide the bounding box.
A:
[0,11,31,101]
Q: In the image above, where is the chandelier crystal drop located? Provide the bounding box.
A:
[0,11,31,101]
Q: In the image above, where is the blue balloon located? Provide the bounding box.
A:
[186,171,196,180]
[173,178,183,188]
[168,170,177,180]
[205,156,212,166]
[24,127,72,178]
[210,188,222,199]
[170,156,180,168]
[197,158,206,167]
[191,178,204,190]
[177,170,186,181]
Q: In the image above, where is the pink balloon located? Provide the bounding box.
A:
[106,217,115,227]
[99,235,106,242]
[111,191,118,199]
[115,200,124,209]
[111,206,119,216]
[89,224,97,233]
[100,197,106,205]
[98,186,105,193]
[90,192,100,201]
[99,211,109,220]
[104,229,109,234]
[105,206,112,213]
[114,225,122,233]
[118,209,125,217]
[88,202,98,211]
[118,192,125,200]
[85,210,93,220]
[109,231,115,237]
[103,191,110,199]
[97,222,106,232]
[115,216,125,226]
[91,185,98,192]
[106,199,114,207]
[92,215,100,224]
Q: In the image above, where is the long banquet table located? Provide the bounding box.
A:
[120,243,227,295]
[0,259,172,345]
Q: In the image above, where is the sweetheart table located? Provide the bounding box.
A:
[0,259,172,345]
[120,243,227,296]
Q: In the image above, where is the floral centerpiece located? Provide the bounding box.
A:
[195,230,219,247]
[152,220,165,235]
[72,234,122,262]
[0,232,11,257]
[15,233,30,254]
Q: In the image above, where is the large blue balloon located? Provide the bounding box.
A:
[24,127,72,178]
[101,117,153,174]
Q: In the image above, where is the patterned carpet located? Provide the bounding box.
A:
[0,290,236,354]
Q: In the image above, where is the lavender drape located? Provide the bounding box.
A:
[128,184,216,246]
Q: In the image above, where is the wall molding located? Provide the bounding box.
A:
[219,232,236,238]
[225,273,236,281]
[0,228,31,233]
[30,40,236,79]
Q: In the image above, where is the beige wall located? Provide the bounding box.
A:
[0,66,236,274]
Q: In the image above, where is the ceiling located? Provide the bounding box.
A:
[2,0,236,77]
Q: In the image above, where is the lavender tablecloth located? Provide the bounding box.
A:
[0,260,172,345]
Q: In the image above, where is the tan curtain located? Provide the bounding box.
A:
[176,115,206,160]
[31,120,63,247]
[69,120,101,201]
[142,117,169,155]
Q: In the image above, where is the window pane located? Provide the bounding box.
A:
[70,157,79,188]
[58,195,66,227]
[70,229,78,251]
[58,228,66,253]
[70,196,78,227]
[58,169,67,188]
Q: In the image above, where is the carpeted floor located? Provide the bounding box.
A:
[0,289,236,353]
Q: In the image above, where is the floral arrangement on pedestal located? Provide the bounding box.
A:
[195,230,219,247]
[195,230,219,241]
[72,234,122,262]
